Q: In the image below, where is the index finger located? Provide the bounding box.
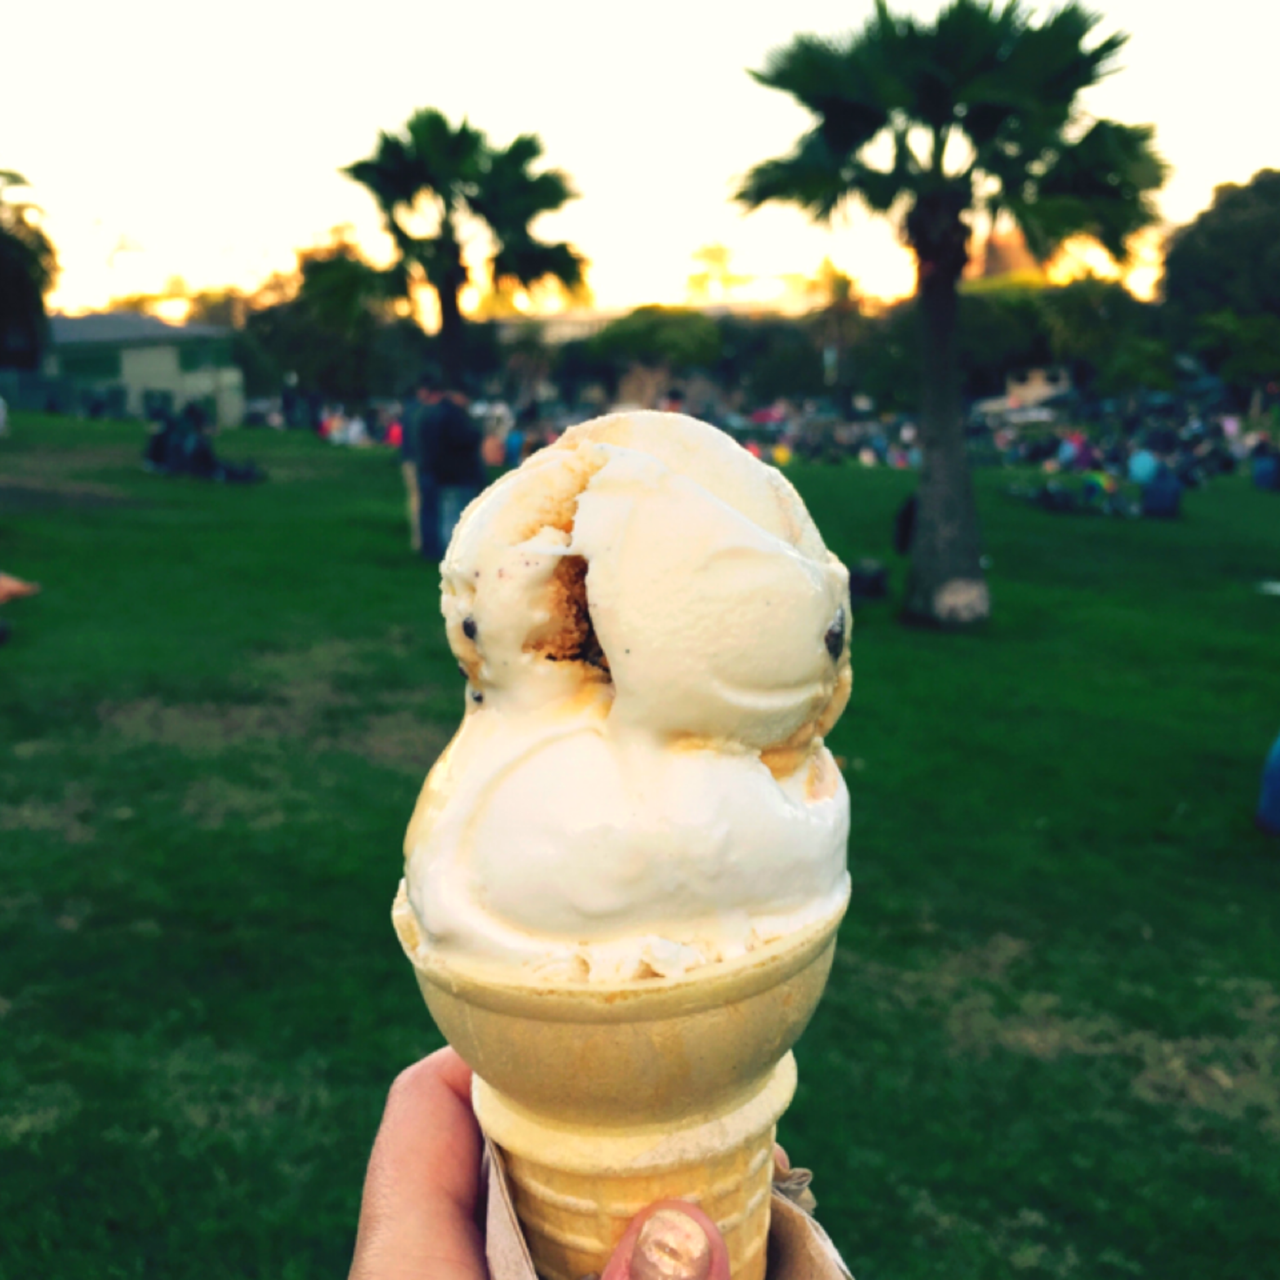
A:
[350,1047,486,1280]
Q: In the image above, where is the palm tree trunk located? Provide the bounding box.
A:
[902,198,989,627]
[426,223,469,384]
[437,281,465,379]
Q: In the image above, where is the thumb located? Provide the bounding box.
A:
[349,1049,485,1280]
[600,1200,731,1280]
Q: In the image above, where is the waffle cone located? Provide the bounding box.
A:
[475,1056,792,1280]
[393,884,846,1280]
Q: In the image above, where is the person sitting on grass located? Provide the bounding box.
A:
[433,383,484,555]
[142,405,264,484]
[1141,462,1182,519]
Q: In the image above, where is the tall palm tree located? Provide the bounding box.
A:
[0,171,58,370]
[344,110,582,375]
[736,0,1166,626]
[470,133,584,302]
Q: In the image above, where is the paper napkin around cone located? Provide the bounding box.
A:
[482,1137,854,1280]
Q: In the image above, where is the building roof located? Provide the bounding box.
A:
[50,313,230,348]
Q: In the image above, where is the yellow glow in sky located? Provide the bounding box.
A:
[9,0,1278,317]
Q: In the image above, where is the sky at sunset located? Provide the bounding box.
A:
[9,0,1278,319]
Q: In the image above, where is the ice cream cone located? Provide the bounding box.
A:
[475,1056,790,1280]
[393,883,846,1280]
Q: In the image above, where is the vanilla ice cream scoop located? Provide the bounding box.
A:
[403,411,852,981]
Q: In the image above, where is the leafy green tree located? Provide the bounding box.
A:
[295,242,390,336]
[1038,275,1148,393]
[957,287,1051,398]
[736,0,1166,626]
[713,315,826,404]
[187,289,251,329]
[1096,334,1174,395]
[344,110,583,376]
[0,172,58,370]
[553,336,621,405]
[849,289,1050,410]
[1163,170,1280,331]
[470,134,586,303]
[1192,310,1280,408]
[854,281,1166,408]
[849,301,919,412]
[239,235,429,402]
[589,306,721,375]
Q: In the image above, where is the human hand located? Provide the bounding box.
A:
[0,573,40,604]
[350,1048,485,1280]
[350,1048,731,1280]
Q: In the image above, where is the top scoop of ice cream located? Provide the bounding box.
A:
[440,412,851,758]
[403,411,853,981]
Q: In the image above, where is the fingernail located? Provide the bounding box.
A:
[631,1208,713,1280]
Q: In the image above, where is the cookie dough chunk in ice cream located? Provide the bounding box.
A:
[402,410,852,982]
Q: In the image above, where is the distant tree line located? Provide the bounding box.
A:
[4,125,1277,429]
[1162,169,1280,412]
[5,167,1278,428]
[3,43,1277,466]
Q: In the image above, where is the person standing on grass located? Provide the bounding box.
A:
[433,382,484,554]
[1258,730,1280,835]
[408,376,447,561]
[400,383,429,554]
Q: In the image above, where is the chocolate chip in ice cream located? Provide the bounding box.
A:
[824,607,846,660]
[462,617,478,641]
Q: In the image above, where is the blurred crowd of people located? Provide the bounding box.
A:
[249,384,1280,547]
[992,414,1276,487]
[989,412,1279,519]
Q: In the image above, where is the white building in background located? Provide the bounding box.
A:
[44,313,245,425]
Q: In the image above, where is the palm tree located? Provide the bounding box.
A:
[736,0,1166,626]
[0,172,58,370]
[344,110,582,375]
[470,133,584,303]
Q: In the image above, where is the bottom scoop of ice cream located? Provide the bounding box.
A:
[403,411,852,980]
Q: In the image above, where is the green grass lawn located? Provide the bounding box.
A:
[2,414,1279,1279]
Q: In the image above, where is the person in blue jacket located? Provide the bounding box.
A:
[1259,730,1280,835]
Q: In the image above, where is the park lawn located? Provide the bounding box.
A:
[1,413,1278,1280]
